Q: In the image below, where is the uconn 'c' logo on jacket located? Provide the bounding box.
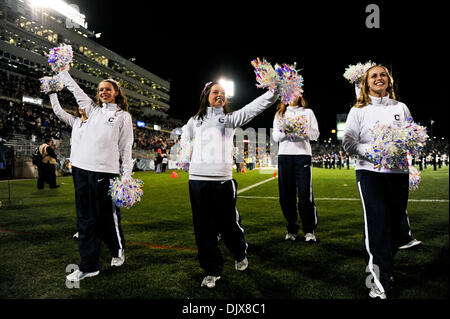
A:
[105,116,118,126]
[216,117,225,127]
[394,114,400,121]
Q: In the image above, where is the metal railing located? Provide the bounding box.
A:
[3,133,156,161]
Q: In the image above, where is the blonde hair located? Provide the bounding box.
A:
[276,96,308,118]
[354,64,396,108]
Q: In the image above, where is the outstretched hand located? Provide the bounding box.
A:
[56,64,70,73]
[268,81,278,92]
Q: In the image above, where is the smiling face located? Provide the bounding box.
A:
[367,66,389,97]
[208,84,226,108]
[98,81,119,104]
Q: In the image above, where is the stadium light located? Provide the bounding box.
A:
[218,78,234,97]
[28,0,87,28]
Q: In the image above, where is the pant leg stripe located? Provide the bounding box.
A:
[231,180,244,233]
[231,180,248,254]
[405,210,412,237]
[358,181,385,293]
[310,166,318,227]
[112,200,123,257]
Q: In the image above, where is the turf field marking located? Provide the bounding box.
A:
[238,196,449,203]
[237,177,277,195]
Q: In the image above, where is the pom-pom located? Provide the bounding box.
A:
[175,137,194,169]
[39,76,64,94]
[46,44,73,72]
[109,177,144,208]
[277,114,308,141]
[343,61,376,84]
[251,57,279,91]
[275,63,304,104]
[251,58,304,104]
[408,166,421,191]
[366,118,429,170]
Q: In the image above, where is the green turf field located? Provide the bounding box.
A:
[0,166,448,299]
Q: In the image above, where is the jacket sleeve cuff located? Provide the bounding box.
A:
[357,143,371,157]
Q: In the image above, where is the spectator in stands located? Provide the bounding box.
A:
[0,119,9,140]
[155,151,162,173]
[161,151,168,173]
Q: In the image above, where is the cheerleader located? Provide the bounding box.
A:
[56,66,134,282]
[342,64,417,299]
[180,81,279,288]
[352,72,422,251]
[272,93,320,242]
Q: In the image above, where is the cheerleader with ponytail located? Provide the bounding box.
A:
[55,65,134,283]
[272,90,320,243]
[181,80,279,289]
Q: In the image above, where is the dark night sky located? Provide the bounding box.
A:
[69,0,446,140]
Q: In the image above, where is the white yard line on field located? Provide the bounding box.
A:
[236,177,277,195]
[239,195,449,203]
[237,178,448,202]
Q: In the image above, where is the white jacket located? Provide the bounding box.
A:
[49,93,87,166]
[342,94,411,174]
[272,106,320,156]
[56,70,134,179]
[181,91,279,180]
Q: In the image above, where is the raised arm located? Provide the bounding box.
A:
[49,93,77,127]
[56,66,96,116]
[226,91,279,129]
[355,83,361,98]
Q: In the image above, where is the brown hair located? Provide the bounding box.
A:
[96,79,129,112]
[195,81,231,120]
[275,95,308,118]
[354,64,396,108]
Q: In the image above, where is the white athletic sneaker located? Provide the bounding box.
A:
[369,286,387,299]
[398,239,423,250]
[285,232,297,241]
[73,232,79,239]
[235,257,248,271]
[201,276,221,288]
[111,253,125,267]
[305,232,317,242]
[66,269,99,282]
